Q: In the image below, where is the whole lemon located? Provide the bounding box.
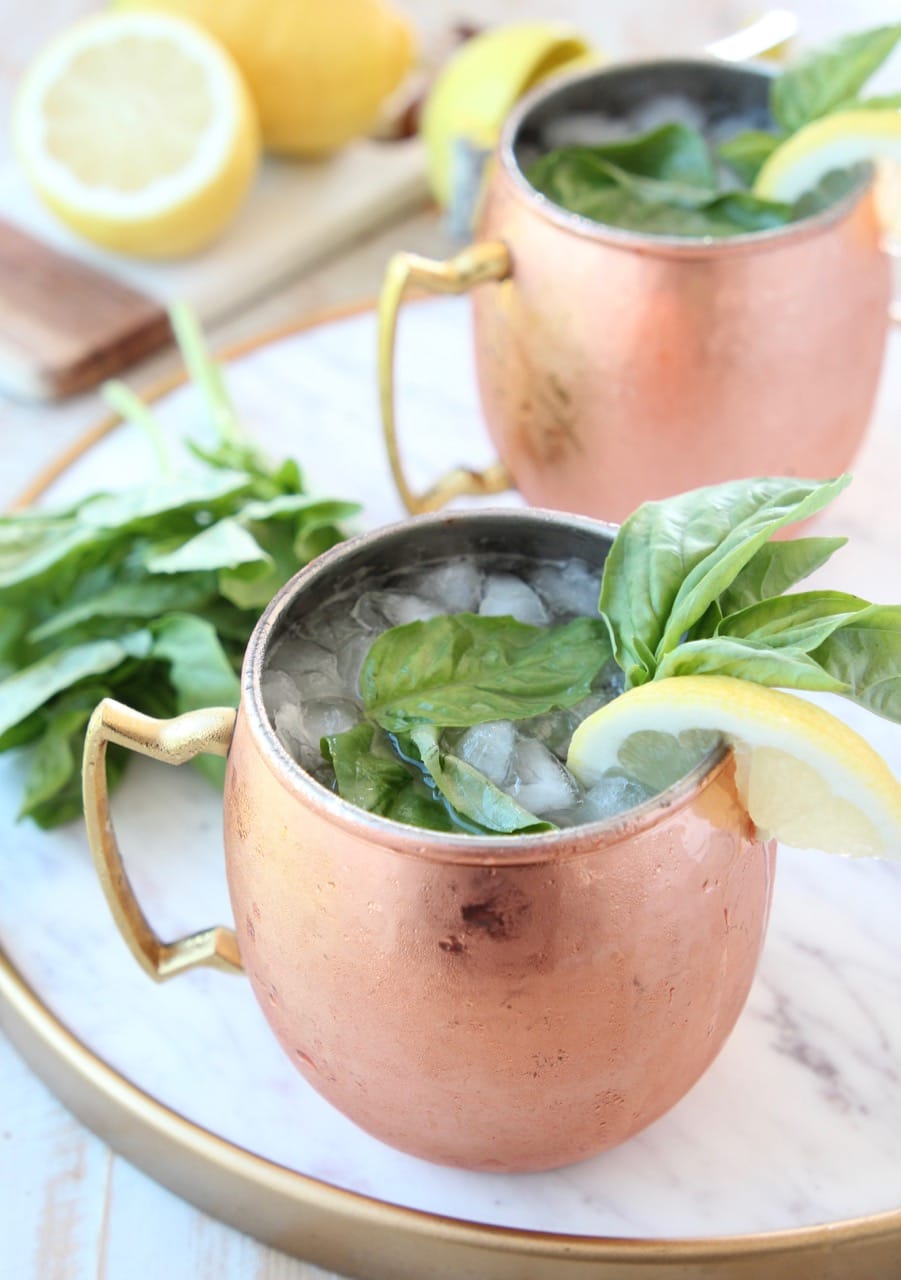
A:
[114,0,415,155]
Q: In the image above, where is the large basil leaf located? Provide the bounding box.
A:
[146,518,270,574]
[811,605,901,721]
[528,124,718,193]
[29,573,218,643]
[599,476,850,687]
[771,25,901,132]
[0,632,151,738]
[714,536,847,619]
[323,723,459,833]
[407,725,551,834]
[655,636,848,692]
[360,614,611,732]
[18,700,94,822]
[716,591,871,651]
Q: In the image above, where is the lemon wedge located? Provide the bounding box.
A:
[13,11,259,257]
[754,108,901,232]
[567,675,901,857]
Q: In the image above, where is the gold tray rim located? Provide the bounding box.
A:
[3,299,900,1279]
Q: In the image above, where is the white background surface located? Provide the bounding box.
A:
[1,2,900,1278]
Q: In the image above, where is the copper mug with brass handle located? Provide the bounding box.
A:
[82,507,775,1173]
[380,59,898,523]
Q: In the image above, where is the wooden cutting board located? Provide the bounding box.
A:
[0,138,428,401]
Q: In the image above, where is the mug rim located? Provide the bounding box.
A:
[241,507,736,867]
[498,56,874,257]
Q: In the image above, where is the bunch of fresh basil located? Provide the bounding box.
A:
[526,24,901,237]
[324,475,900,837]
[0,307,359,827]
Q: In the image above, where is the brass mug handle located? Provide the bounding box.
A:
[378,239,515,515]
[82,698,242,982]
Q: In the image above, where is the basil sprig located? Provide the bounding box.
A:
[527,24,901,236]
[599,475,901,720]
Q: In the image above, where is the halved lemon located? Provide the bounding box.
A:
[753,108,901,234]
[13,11,259,257]
[567,675,901,857]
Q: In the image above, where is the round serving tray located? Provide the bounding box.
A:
[2,297,900,1280]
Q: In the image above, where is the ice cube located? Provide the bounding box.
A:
[261,669,298,719]
[270,635,343,701]
[581,773,656,822]
[530,561,601,619]
[509,738,580,816]
[630,95,707,136]
[479,574,548,625]
[456,720,516,786]
[414,561,483,613]
[519,708,581,760]
[542,112,634,150]
[336,631,374,694]
[273,700,307,757]
[300,699,361,752]
[352,590,443,631]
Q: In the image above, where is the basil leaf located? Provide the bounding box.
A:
[655,636,848,692]
[0,633,151,738]
[323,723,459,832]
[219,521,300,608]
[28,574,218,643]
[657,477,850,660]
[528,124,718,193]
[238,495,360,525]
[528,142,793,237]
[76,470,252,530]
[704,191,794,233]
[361,614,612,732]
[600,476,850,686]
[18,701,94,821]
[716,591,871,651]
[152,614,240,710]
[715,537,847,618]
[152,614,240,786]
[407,725,551,834]
[146,518,270,574]
[771,25,901,132]
[717,130,783,185]
[811,605,901,721]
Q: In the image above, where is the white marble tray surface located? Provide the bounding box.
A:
[1,297,899,1241]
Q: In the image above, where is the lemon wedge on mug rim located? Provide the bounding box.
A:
[567,675,901,858]
[753,107,901,234]
[13,11,259,257]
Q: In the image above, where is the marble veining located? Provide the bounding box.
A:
[1,299,899,1241]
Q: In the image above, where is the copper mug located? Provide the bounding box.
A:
[83,508,775,1172]
[380,60,897,524]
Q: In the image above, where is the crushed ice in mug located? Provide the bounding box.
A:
[262,553,716,830]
